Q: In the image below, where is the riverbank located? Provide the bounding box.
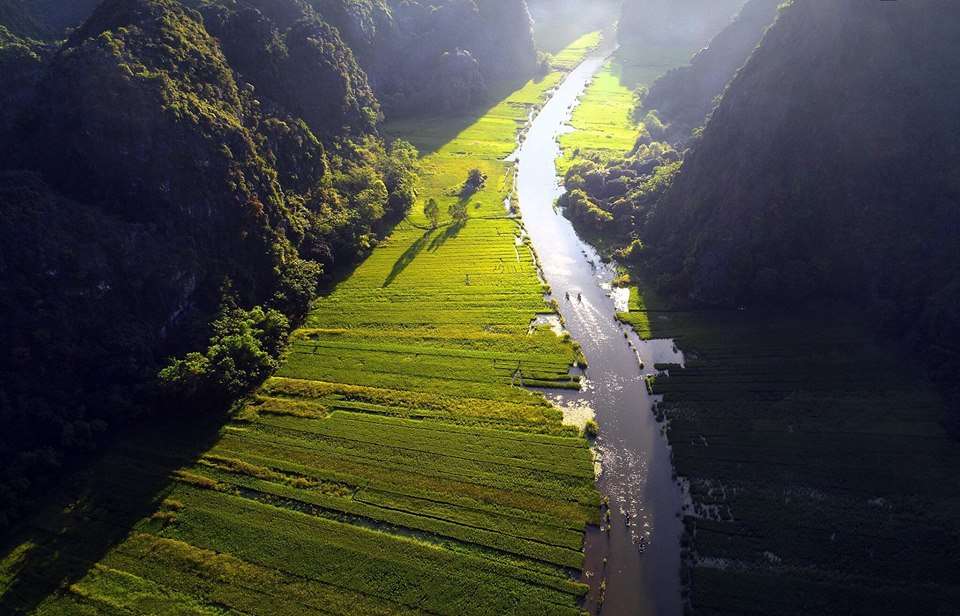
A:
[0,34,605,615]
[515,38,688,614]
[551,31,960,615]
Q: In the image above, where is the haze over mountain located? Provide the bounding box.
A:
[638,0,782,143]
[619,0,743,52]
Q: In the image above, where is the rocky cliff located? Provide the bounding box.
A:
[313,0,538,113]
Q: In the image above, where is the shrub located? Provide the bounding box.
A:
[424,198,440,228]
[584,419,599,439]
[159,302,290,404]
[461,168,487,197]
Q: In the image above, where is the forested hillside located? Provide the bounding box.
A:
[0,0,424,529]
[643,0,960,427]
[311,0,538,113]
[0,0,100,38]
[638,0,781,143]
[556,0,773,244]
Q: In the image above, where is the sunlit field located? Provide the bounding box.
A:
[557,45,695,174]
[0,33,605,616]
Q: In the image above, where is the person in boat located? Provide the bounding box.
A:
[565,291,571,301]
[577,292,582,302]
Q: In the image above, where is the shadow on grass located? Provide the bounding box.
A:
[0,413,225,614]
[428,219,466,253]
[382,227,435,287]
[383,74,540,157]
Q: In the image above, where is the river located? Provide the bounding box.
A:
[512,44,685,615]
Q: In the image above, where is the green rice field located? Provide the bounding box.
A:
[619,287,960,615]
[557,45,695,173]
[557,56,641,173]
[0,33,605,616]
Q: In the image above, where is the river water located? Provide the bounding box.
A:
[512,46,685,615]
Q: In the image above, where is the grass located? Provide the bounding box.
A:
[558,57,642,173]
[557,44,697,173]
[0,33,606,616]
[617,286,960,614]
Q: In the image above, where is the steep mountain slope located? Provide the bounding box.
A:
[645,0,960,426]
[0,0,100,39]
[0,0,418,528]
[312,0,538,113]
[639,0,782,143]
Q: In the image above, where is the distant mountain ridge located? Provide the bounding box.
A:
[313,0,538,113]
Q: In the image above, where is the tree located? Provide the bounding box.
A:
[424,198,440,228]
[448,201,468,223]
[466,168,487,189]
[158,303,290,402]
[460,168,487,198]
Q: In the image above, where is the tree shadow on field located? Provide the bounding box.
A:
[383,227,435,287]
[382,75,533,157]
[428,219,466,253]
[0,413,225,614]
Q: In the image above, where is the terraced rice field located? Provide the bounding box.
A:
[555,43,695,174]
[0,33,605,616]
[557,56,642,173]
[618,287,960,615]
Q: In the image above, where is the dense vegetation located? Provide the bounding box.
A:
[0,0,422,529]
[643,0,960,430]
[557,0,779,247]
[554,1,960,612]
[310,0,539,114]
[0,33,601,615]
[638,0,782,144]
[564,2,960,431]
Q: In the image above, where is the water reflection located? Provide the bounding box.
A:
[513,42,684,616]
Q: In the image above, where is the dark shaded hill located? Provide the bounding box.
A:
[187,0,379,138]
[0,0,100,39]
[639,0,782,144]
[312,0,538,113]
[643,0,960,428]
[0,0,418,529]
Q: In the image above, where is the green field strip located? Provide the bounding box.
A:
[169,468,584,570]
[353,489,587,551]
[207,436,597,527]
[62,564,246,616]
[194,449,586,552]
[2,32,604,615]
[154,489,588,614]
[258,378,567,430]
[229,424,597,502]
[248,412,593,477]
[102,534,423,616]
[318,411,590,448]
